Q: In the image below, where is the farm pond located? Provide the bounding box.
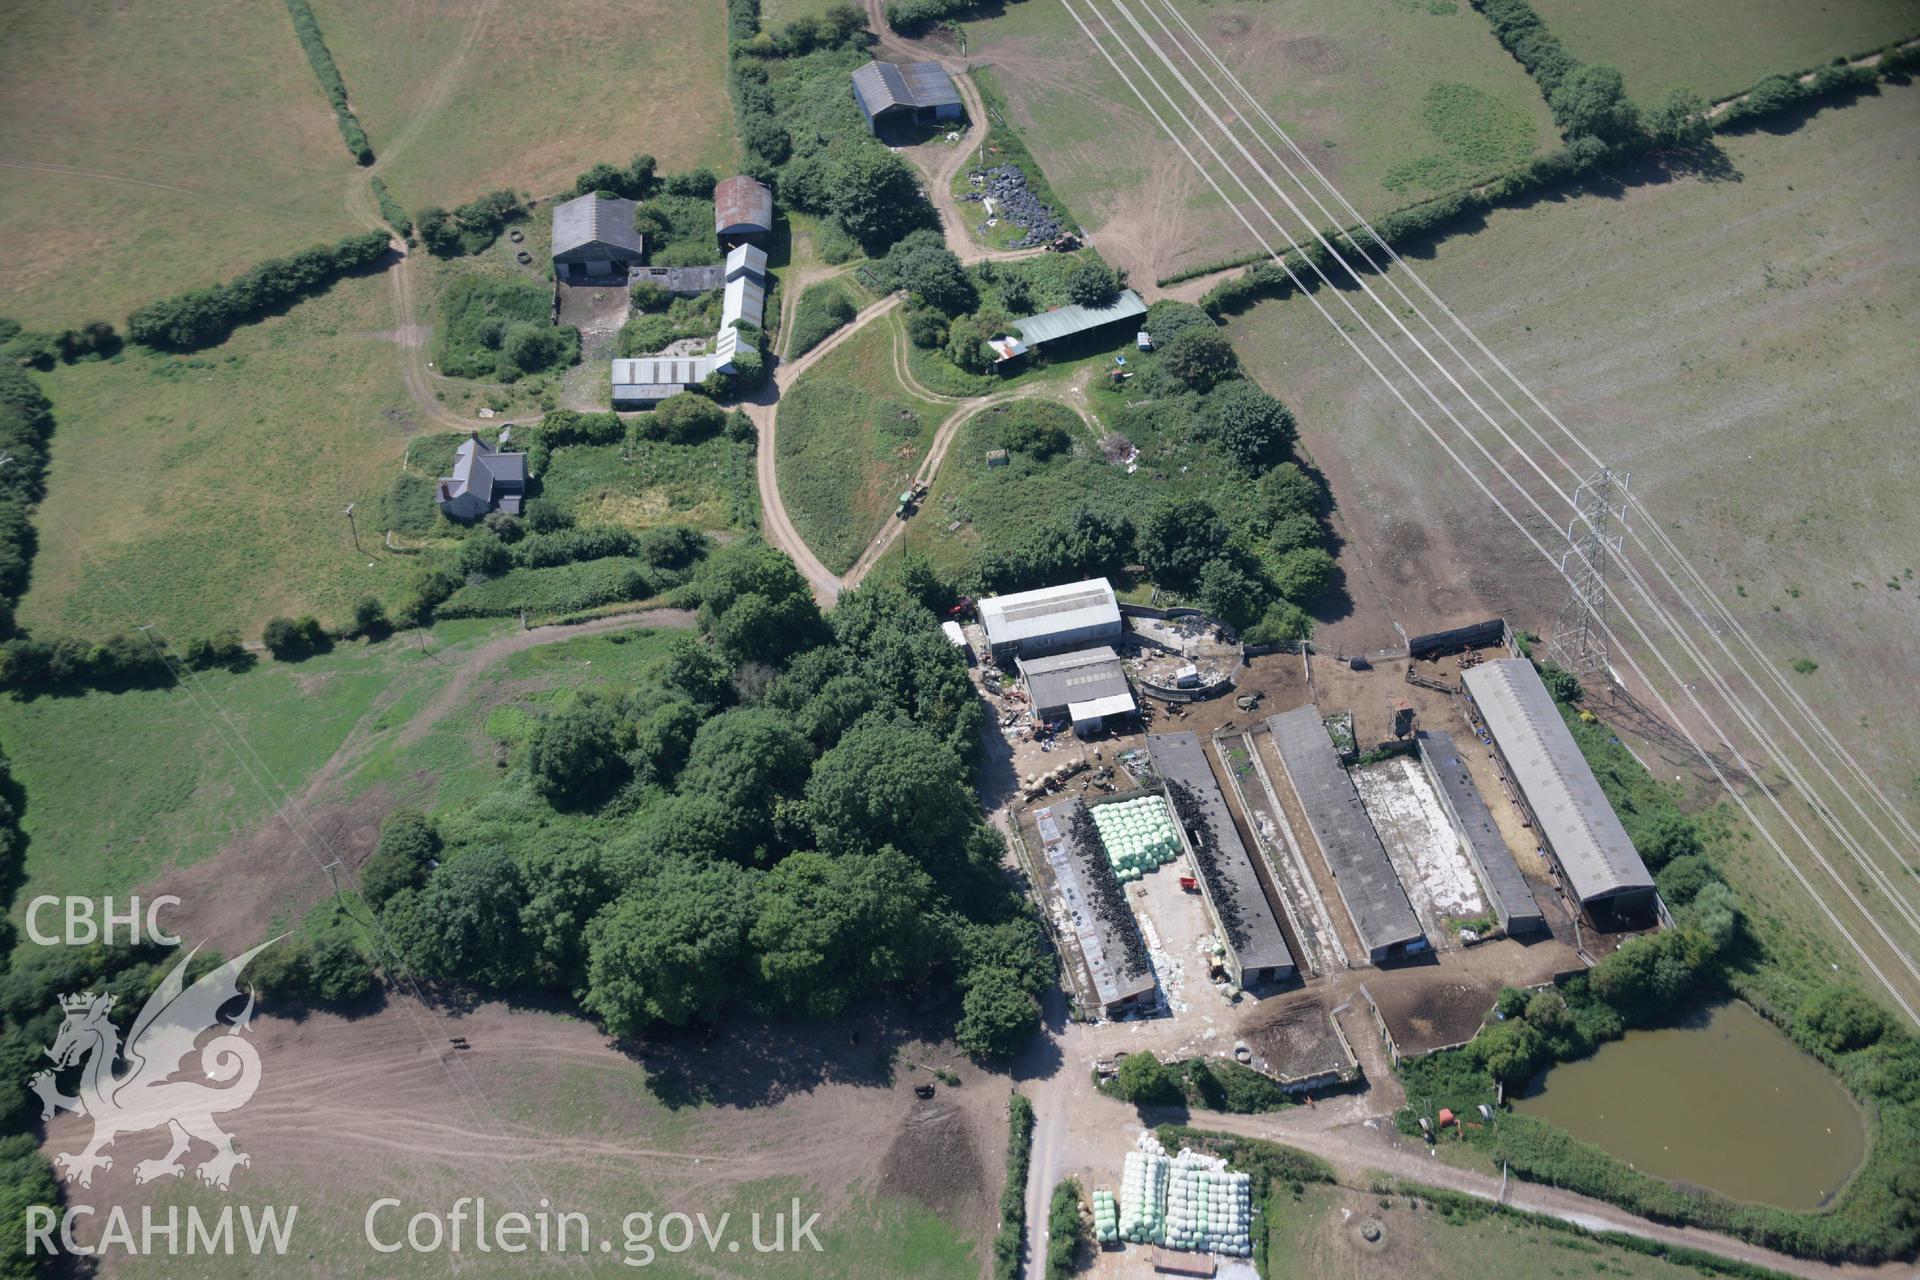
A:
[1514,1000,1864,1209]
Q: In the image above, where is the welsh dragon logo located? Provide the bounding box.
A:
[32,941,273,1190]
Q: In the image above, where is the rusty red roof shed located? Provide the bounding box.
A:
[714,175,773,236]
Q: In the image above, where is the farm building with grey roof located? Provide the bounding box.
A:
[851,60,963,133]
[1267,705,1427,964]
[991,290,1148,363]
[551,193,642,280]
[978,578,1122,662]
[1461,659,1656,920]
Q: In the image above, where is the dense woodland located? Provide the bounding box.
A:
[353,543,1053,1059]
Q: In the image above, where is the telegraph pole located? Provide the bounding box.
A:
[344,502,365,555]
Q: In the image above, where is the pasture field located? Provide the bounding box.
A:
[1225,86,1920,982]
[18,272,425,640]
[311,0,737,210]
[1532,0,1920,102]
[1263,1182,1703,1280]
[961,0,1558,283]
[763,0,858,24]
[39,998,991,1278]
[0,617,486,941]
[776,314,949,573]
[0,0,362,326]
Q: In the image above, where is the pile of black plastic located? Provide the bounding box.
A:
[959,165,1063,247]
[1167,780,1250,950]
[1071,804,1153,979]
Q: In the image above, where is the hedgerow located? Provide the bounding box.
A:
[280,0,373,163]
[787,280,856,356]
[125,230,390,350]
[435,558,657,620]
[992,1094,1035,1280]
[370,177,411,238]
[1044,1178,1084,1280]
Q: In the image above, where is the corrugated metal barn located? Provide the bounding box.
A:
[713,175,773,248]
[551,194,642,280]
[1018,647,1135,734]
[978,578,1122,663]
[851,60,963,133]
[1462,659,1657,920]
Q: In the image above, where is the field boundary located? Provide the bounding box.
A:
[1170,33,1919,295]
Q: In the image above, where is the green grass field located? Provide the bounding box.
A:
[0,617,475,932]
[1532,0,1920,102]
[776,314,948,573]
[0,0,364,327]
[898,399,1121,578]
[312,0,738,210]
[1264,1182,1708,1280]
[18,272,424,640]
[761,0,857,24]
[1225,84,1920,995]
[961,0,1559,282]
[0,619,690,944]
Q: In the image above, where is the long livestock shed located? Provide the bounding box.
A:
[1415,730,1546,935]
[1266,706,1426,964]
[992,290,1149,363]
[978,577,1122,662]
[1033,798,1156,1015]
[1461,659,1656,919]
[1146,731,1296,985]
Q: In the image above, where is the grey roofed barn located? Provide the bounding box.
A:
[1461,659,1656,910]
[851,60,964,132]
[1034,797,1157,1012]
[1019,647,1132,721]
[1267,705,1426,963]
[1415,729,1546,935]
[1146,731,1296,983]
[629,264,725,296]
[551,193,642,270]
[978,577,1122,659]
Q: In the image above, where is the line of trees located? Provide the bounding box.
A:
[280,0,373,163]
[125,230,390,350]
[0,366,52,641]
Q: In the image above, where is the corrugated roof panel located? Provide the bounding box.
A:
[1416,729,1545,933]
[900,61,962,108]
[1012,290,1149,348]
[714,175,773,233]
[979,578,1121,649]
[552,193,642,257]
[1462,660,1654,904]
[1148,731,1295,975]
[1268,705,1426,959]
